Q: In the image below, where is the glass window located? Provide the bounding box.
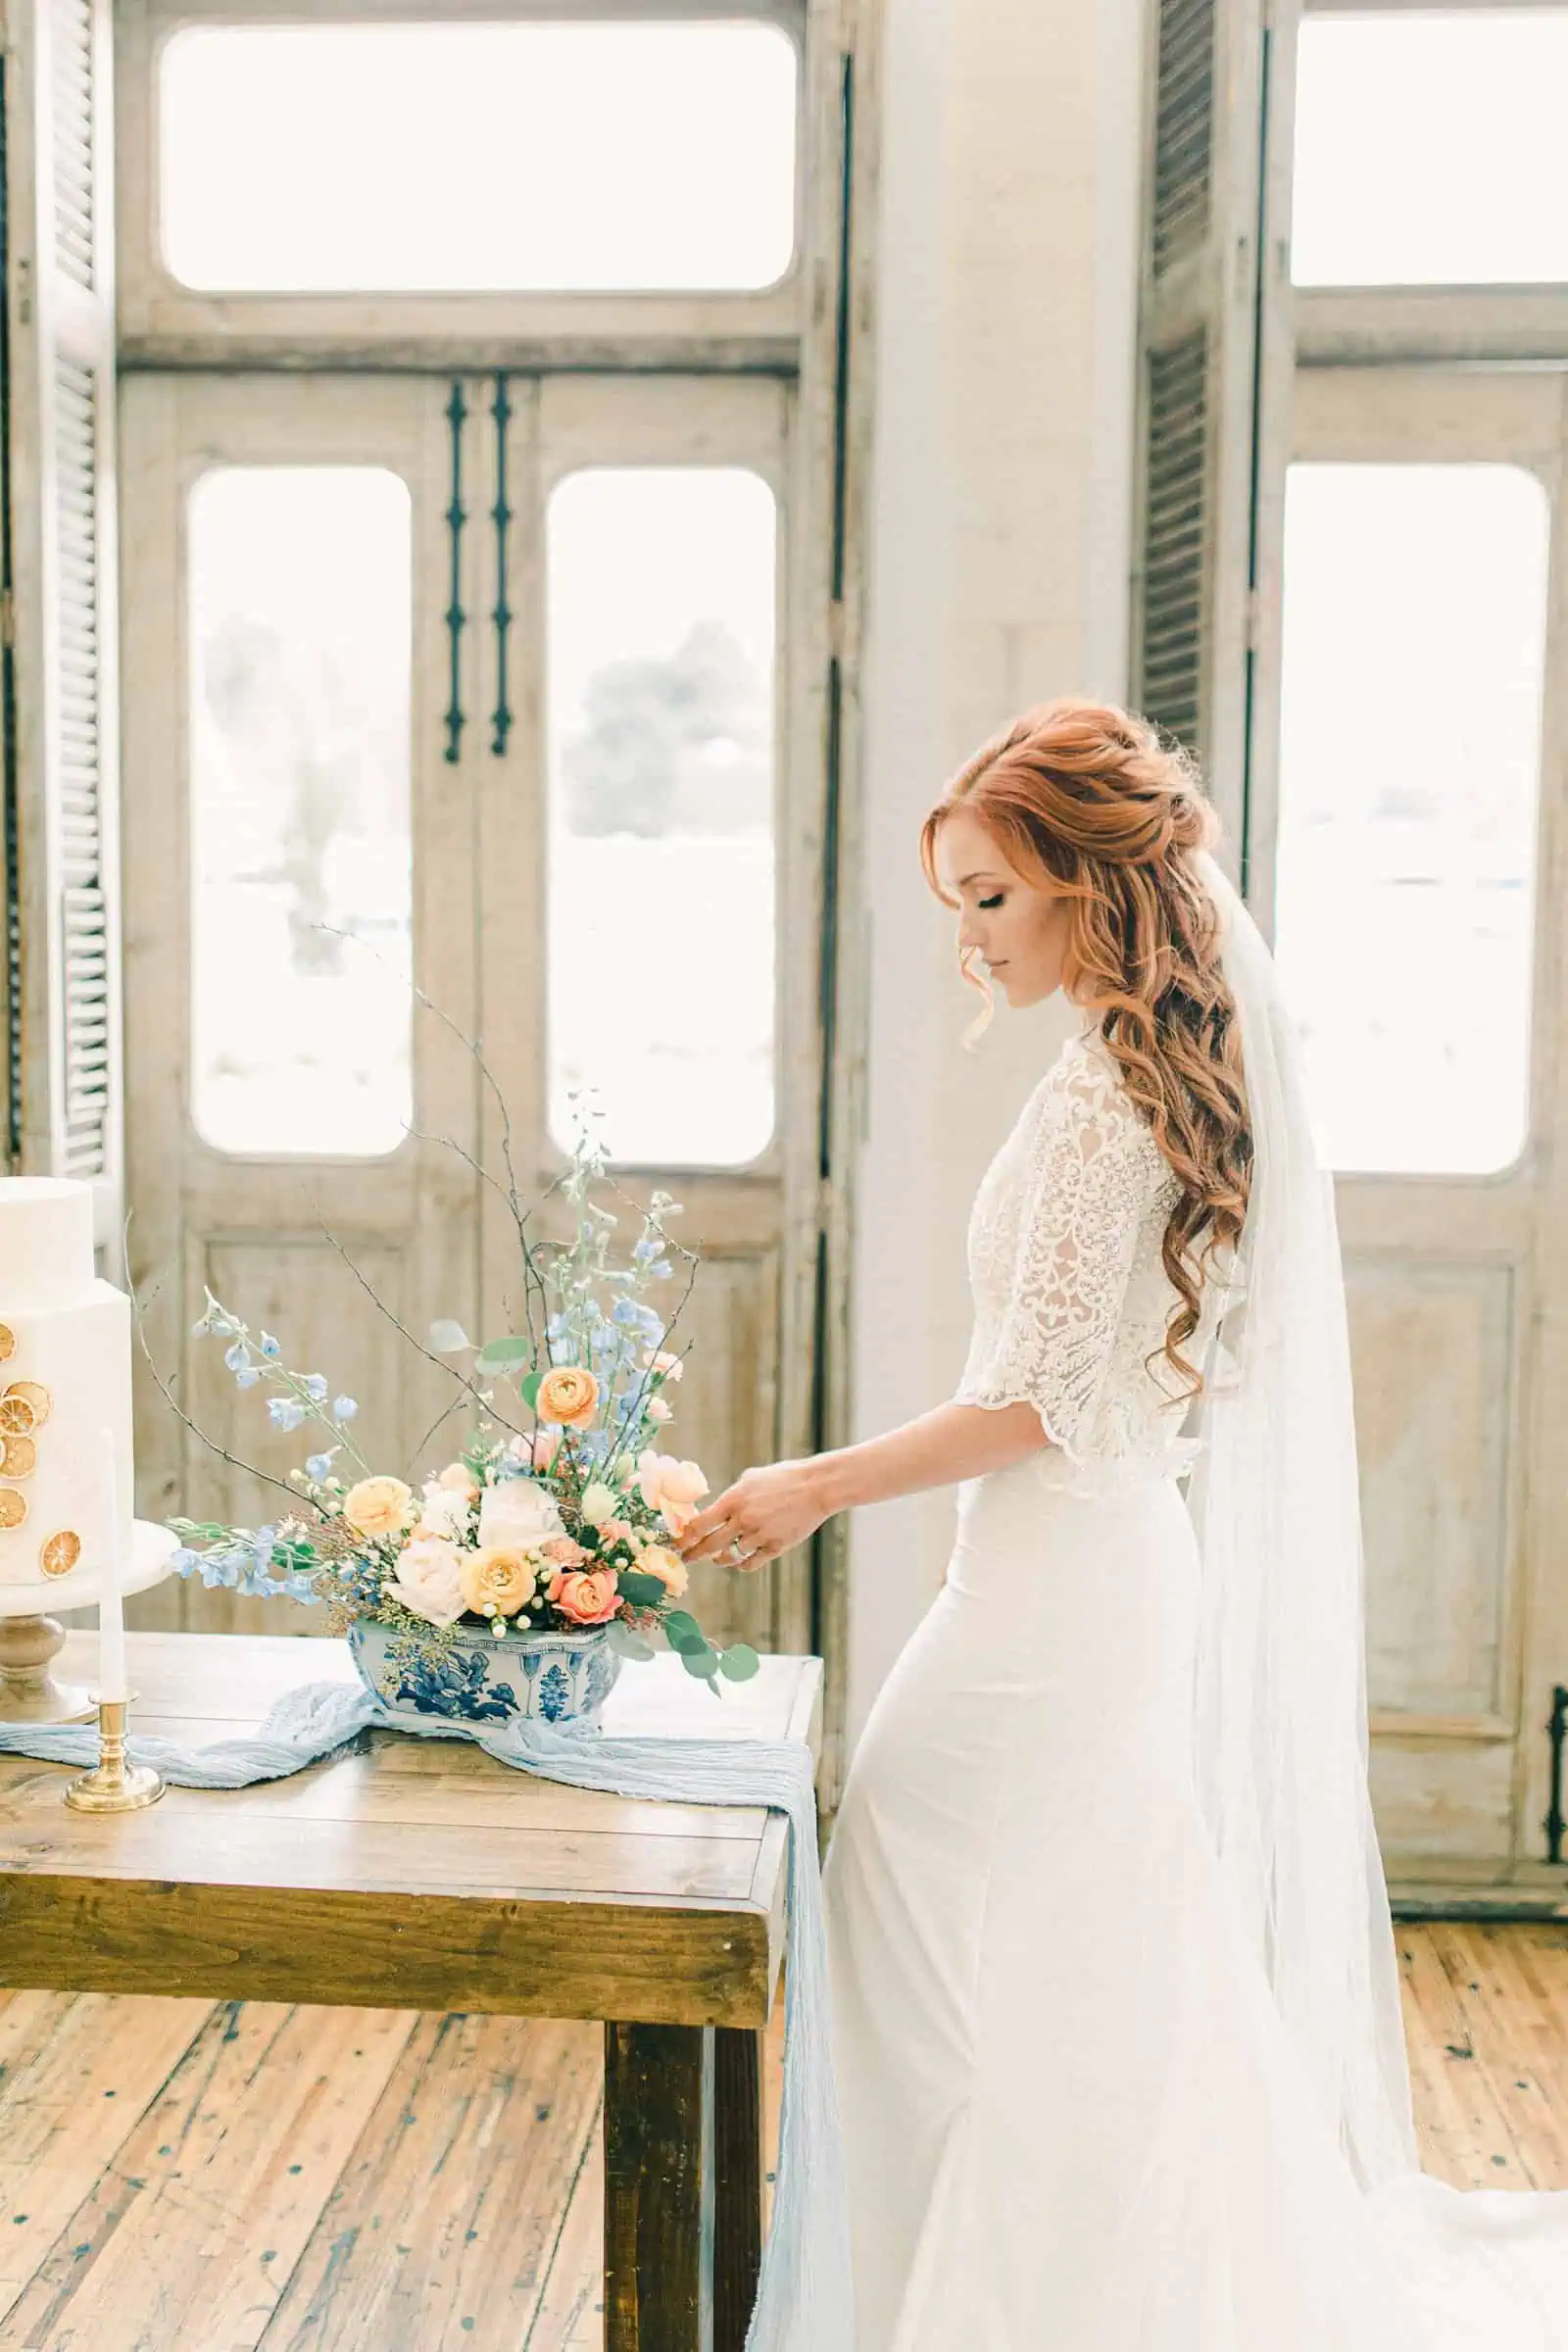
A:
[1273,463,1549,1175]
[161,22,798,294]
[548,466,777,1165]
[188,466,414,1156]
[1293,11,1568,285]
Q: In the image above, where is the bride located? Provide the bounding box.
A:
[676,696,1568,2349]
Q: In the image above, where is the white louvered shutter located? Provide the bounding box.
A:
[2,0,122,1254]
[1132,0,1298,895]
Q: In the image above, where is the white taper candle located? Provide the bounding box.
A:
[96,1423,127,1703]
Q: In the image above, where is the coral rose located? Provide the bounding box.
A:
[536,1366,599,1429]
[458,1544,541,1619]
[548,1567,621,1626]
[541,1535,590,1568]
[387,1535,466,1627]
[635,1450,709,1536]
[635,1543,689,1600]
[342,1475,416,1541]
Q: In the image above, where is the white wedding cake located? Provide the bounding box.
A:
[0,1176,134,1589]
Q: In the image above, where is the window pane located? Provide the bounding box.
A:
[1273,464,1549,1174]
[162,23,797,294]
[548,467,776,1165]
[189,467,414,1155]
[1293,12,1568,285]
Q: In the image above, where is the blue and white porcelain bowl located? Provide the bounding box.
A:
[348,1617,622,1731]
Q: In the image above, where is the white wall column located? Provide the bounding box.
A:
[847,0,1148,1740]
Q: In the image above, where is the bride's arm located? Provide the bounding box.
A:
[675,1399,1050,1570]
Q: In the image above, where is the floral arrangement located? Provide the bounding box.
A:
[160,1099,757,1692]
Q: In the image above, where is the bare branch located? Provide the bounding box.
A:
[296,1184,532,1449]
[122,1215,329,1521]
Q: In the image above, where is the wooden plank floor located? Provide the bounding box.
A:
[2,1922,1566,2348]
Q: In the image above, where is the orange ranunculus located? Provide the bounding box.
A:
[536,1365,599,1429]
[458,1544,540,1618]
[342,1475,416,1541]
[548,1567,621,1626]
[634,1543,690,1600]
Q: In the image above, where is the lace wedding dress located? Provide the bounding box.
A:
[821,970,1568,2351]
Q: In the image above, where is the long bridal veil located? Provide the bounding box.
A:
[1191,850,1568,2343]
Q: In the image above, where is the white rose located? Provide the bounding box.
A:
[477,1476,564,1549]
[579,1481,618,1527]
[387,1535,466,1627]
[417,1482,471,1541]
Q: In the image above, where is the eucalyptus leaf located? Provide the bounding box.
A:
[517,1368,546,1410]
[605,1620,656,1662]
[662,1609,708,1655]
[475,1335,533,1371]
[428,1318,472,1352]
[616,1570,668,1610]
[717,1642,761,1683]
[679,1643,721,1679]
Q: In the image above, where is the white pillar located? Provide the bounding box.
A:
[847,0,1147,1741]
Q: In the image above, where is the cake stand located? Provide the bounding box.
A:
[0,1520,180,1723]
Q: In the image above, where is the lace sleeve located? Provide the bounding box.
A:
[954,1055,1171,1456]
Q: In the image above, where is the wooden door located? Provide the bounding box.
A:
[119,368,808,1657]
[1276,367,1568,1900]
[119,372,483,1632]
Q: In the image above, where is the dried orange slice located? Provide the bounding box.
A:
[0,1487,26,1529]
[38,1528,81,1577]
[4,1380,50,1426]
[0,1393,36,1435]
[1,1434,36,1479]
[0,1323,14,1362]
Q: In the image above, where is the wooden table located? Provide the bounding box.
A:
[0,1632,821,2352]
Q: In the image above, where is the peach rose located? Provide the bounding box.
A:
[636,1450,709,1536]
[600,1517,635,1548]
[645,1349,684,1383]
[536,1366,599,1429]
[541,1535,591,1568]
[527,1428,563,1472]
[458,1544,541,1619]
[646,1396,673,1424]
[342,1475,417,1541]
[387,1535,466,1627]
[437,1461,480,1495]
[634,1543,690,1600]
[548,1567,621,1626]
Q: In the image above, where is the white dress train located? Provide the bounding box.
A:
[821,1024,1568,2350]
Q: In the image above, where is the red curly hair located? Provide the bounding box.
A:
[920,696,1252,1399]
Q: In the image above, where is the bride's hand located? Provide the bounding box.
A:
[676,1458,831,1571]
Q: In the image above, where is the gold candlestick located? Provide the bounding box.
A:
[64,1695,165,1812]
